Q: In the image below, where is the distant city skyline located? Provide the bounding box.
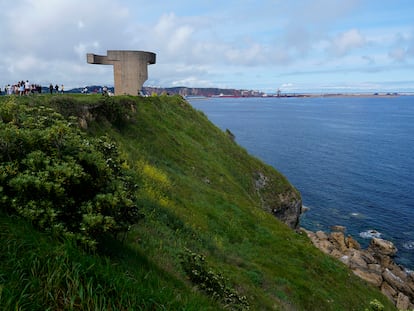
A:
[0,0,413,93]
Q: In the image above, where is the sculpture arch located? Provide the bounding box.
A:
[87,50,156,96]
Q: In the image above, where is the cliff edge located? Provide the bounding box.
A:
[254,171,302,229]
[0,94,396,310]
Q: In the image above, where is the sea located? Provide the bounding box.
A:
[189,96,414,269]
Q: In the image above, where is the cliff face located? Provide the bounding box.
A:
[272,197,302,229]
[254,171,302,229]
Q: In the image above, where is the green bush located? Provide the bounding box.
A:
[91,96,136,128]
[49,95,85,118]
[365,299,384,311]
[0,98,141,249]
[181,248,250,310]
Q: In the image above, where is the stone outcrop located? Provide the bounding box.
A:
[254,171,302,229]
[272,198,302,229]
[304,227,414,310]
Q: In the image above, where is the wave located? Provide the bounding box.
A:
[301,205,310,213]
[350,212,365,219]
[359,230,382,239]
[403,241,414,250]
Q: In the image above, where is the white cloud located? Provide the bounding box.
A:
[280,83,294,90]
[73,41,100,61]
[0,0,413,91]
[387,29,414,62]
[225,43,266,66]
[167,25,194,53]
[280,0,362,54]
[0,0,132,87]
[77,20,85,29]
[329,29,367,56]
[389,47,408,62]
[171,76,214,88]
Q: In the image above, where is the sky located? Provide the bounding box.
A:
[1,0,414,93]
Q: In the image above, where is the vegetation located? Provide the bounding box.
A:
[365,299,385,311]
[0,94,396,310]
[0,97,140,249]
[181,248,249,310]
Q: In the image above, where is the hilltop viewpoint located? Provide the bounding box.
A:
[0,94,396,310]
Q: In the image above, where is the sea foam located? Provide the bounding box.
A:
[359,230,382,239]
[403,241,414,250]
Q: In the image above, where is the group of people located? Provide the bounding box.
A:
[1,80,41,96]
[0,82,113,96]
[0,81,64,95]
[48,83,64,94]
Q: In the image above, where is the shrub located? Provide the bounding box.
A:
[91,96,136,128]
[365,299,384,311]
[181,248,250,310]
[0,98,141,249]
[49,95,85,118]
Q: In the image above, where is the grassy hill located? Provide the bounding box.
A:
[0,94,395,310]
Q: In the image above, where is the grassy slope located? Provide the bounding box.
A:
[0,94,395,310]
[0,212,219,310]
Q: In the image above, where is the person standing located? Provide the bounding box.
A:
[55,84,59,93]
[60,84,64,94]
[24,80,30,95]
[49,84,53,94]
[19,83,24,96]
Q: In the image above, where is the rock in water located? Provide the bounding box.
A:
[369,238,398,257]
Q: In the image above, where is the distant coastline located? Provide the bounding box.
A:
[298,92,410,98]
[184,92,412,99]
[7,84,411,99]
[144,87,414,99]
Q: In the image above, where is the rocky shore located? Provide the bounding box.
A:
[303,226,414,310]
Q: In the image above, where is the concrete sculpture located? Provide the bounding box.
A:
[87,50,156,96]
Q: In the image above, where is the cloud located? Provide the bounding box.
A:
[362,55,375,65]
[329,29,367,56]
[285,0,361,25]
[73,42,100,61]
[283,26,313,56]
[171,76,214,88]
[77,20,85,29]
[280,83,295,91]
[225,43,265,66]
[128,11,290,71]
[0,0,369,89]
[388,47,408,62]
[153,13,195,54]
[0,0,132,86]
[281,0,362,55]
[387,30,414,62]
[0,0,412,92]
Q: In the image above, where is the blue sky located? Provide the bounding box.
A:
[1,0,413,93]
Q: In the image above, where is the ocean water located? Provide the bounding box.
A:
[190,96,414,269]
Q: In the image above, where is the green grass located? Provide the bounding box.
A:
[0,94,396,310]
[0,212,218,310]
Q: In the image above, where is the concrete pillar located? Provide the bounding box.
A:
[87,50,156,96]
